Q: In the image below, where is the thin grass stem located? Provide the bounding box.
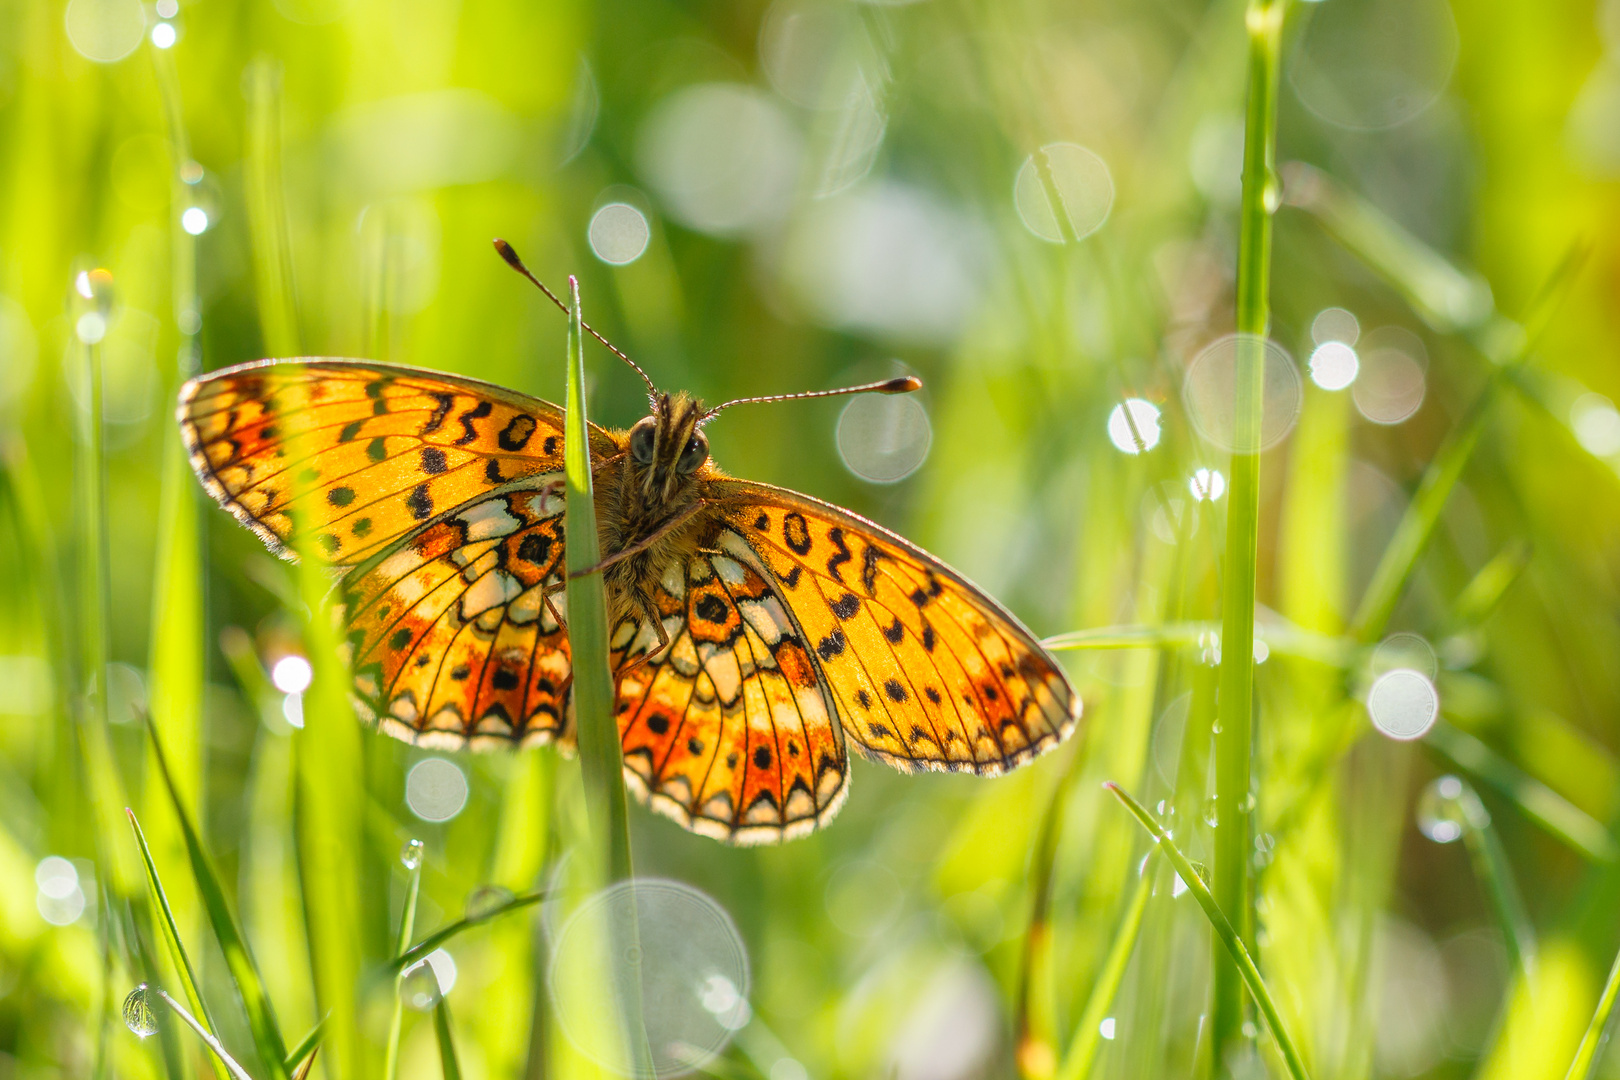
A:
[379,889,548,978]
[126,809,232,1080]
[145,716,291,1080]
[282,1019,324,1078]
[1105,783,1312,1080]
[152,988,257,1080]
[1457,785,1537,981]
[384,850,424,1080]
[1054,852,1157,1080]
[1565,939,1620,1080]
[1213,0,1286,1065]
[434,998,465,1080]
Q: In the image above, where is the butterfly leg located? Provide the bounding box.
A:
[613,592,675,679]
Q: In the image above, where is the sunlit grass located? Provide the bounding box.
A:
[7,0,1620,1079]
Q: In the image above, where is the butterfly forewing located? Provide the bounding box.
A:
[178,359,600,564]
[712,481,1079,776]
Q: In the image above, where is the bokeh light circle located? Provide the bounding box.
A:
[837,392,932,483]
[1106,399,1161,455]
[589,203,652,265]
[1308,341,1359,391]
[550,878,749,1078]
[1571,393,1620,457]
[1311,306,1360,346]
[405,757,469,822]
[64,0,146,63]
[1353,331,1427,425]
[637,83,801,237]
[1181,334,1302,453]
[1289,0,1460,130]
[1013,143,1114,244]
[1367,669,1438,741]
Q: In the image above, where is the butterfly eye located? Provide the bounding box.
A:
[630,420,656,465]
[677,432,709,474]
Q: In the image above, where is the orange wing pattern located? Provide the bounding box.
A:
[610,551,848,844]
[711,481,1079,775]
[341,485,574,749]
[178,359,609,565]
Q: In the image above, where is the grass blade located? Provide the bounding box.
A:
[1565,941,1620,1080]
[150,988,257,1080]
[1213,0,1286,1060]
[1104,783,1312,1080]
[434,998,464,1080]
[127,809,232,1080]
[380,889,549,978]
[145,718,291,1079]
[384,846,424,1080]
[1054,853,1156,1080]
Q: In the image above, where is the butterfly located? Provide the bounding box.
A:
[178,244,1080,844]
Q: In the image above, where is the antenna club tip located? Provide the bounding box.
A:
[880,375,924,394]
[493,238,524,269]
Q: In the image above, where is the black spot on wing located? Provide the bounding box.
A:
[421,447,448,474]
[826,527,851,582]
[499,414,537,451]
[421,392,453,434]
[830,593,860,620]
[783,512,812,556]
[407,484,433,520]
[454,401,492,445]
[816,630,845,661]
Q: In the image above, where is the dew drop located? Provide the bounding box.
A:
[400,959,444,1012]
[467,884,515,921]
[1202,798,1219,828]
[123,985,159,1037]
[400,838,425,871]
[1417,774,1484,843]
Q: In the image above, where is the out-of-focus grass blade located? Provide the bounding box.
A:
[1565,941,1620,1080]
[1281,161,1494,335]
[1042,621,1353,667]
[434,998,464,1080]
[127,808,232,1080]
[150,988,257,1080]
[1425,722,1618,863]
[380,889,548,978]
[1447,541,1533,632]
[1105,782,1313,1080]
[145,718,291,1079]
[1055,852,1156,1080]
[384,848,423,1080]
[283,1019,324,1079]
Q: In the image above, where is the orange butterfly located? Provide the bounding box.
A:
[179,246,1080,844]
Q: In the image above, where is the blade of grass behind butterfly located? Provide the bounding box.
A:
[1212,0,1286,1066]
[143,16,208,1020]
[383,840,423,1080]
[127,807,233,1080]
[1054,851,1156,1080]
[434,998,465,1080]
[1105,783,1312,1080]
[147,714,293,1080]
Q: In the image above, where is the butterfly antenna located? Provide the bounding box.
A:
[493,238,660,402]
[701,375,923,423]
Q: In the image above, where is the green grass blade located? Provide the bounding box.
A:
[1425,723,1617,862]
[1565,941,1620,1080]
[1054,852,1156,1080]
[383,850,424,1080]
[145,717,291,1079]
[561,273,632,885]
[1458,786,1538,980]
[1105,783,1312,1080]
[380,889,548,978]
[151,988,257,1080]
[434,998,464,1080]
[283,1018,325,1078]
[127,808,232,1080]
[1213,0,1286,1061]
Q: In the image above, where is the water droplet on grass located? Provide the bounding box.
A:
[399,960,443,1012]
[400,838,424,870]
[467,885,514,921]
[123,986,158,1037]
[1417,775,1485,843]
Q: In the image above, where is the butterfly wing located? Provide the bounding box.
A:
[179,358,614,564]
[179,359,615,748]
[709,480,1080,775]
[609,549,849,844]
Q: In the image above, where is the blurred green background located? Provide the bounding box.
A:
[6,0,1620,1077]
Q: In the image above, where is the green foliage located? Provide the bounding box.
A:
[5,0,1620,1078]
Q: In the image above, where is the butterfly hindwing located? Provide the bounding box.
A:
[611,550,849,844]
[713,481,1080,775]
[178,359,610,564]
[342,483,574,749]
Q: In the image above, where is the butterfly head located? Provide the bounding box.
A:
[628,391,709,502]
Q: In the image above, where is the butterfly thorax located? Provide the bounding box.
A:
[598,390,724,626]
